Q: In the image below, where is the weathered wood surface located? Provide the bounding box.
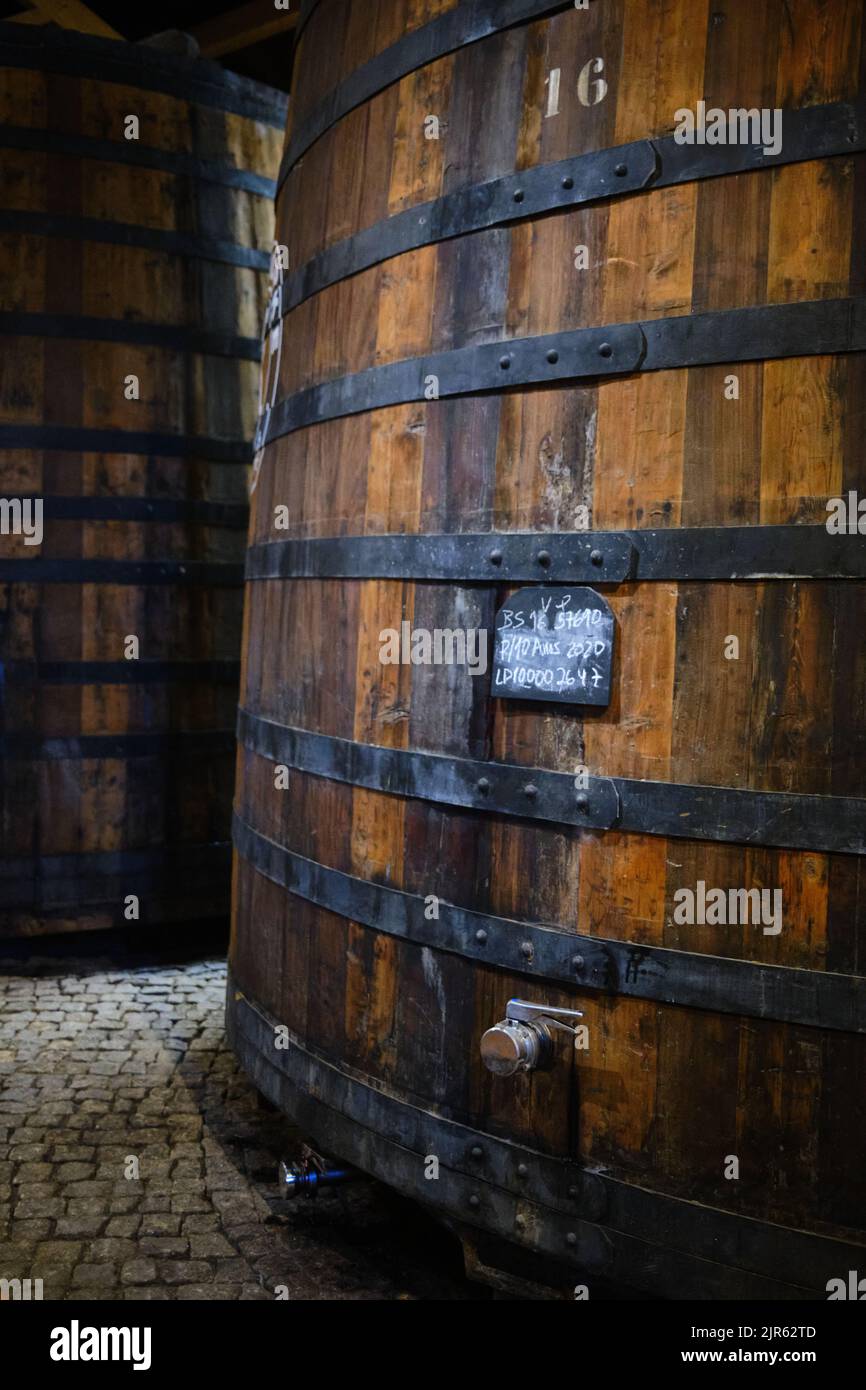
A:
[231,0,866,1289]
[0,29,283,935]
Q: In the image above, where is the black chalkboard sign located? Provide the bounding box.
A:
[491,587,615,706]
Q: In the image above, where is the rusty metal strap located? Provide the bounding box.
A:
[0,730,235,761]
[0,425,251,464]
[279,0,575,181]
[4,660,240,687]
[245,526,866,584]
[232,813,866,1033]
[263,298,866,442]
[236,709,866,856]
[0,210,270,273]
[0,124,276,197]
[0,311,261,362]
[0,557,244,585]
[279,99,865,313]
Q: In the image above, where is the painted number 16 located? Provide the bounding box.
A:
[545,58,607,116]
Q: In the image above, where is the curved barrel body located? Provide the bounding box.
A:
[229,0,866,1297]
[0,22,285,936]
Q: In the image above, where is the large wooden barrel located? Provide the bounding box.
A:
[228,0,866,1298]
[0,23,286,937]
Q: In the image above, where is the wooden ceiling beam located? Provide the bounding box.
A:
[6,9,52,23]
[14,0,123,38]
[190,0,299,58]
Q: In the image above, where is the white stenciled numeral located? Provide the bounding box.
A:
[577,56,607,106]
[544,68,561,118]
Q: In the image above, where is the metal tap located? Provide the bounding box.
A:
[480,999,584,1076]
[278,1158,356,1197]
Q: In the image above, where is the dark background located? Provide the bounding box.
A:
[0,1,298,90]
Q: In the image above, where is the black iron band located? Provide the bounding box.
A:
[245,525,866,585]
[0,311,261,362]
[0,842,231,912]
[236,709,866,856]
[21,495,248,528]
[0,21,288,127]
[0,558,243,586]
[280,99,866,313]
[0,124,276,197]
[232,814,866,1033]
[0,424,251,464]
[4,660,240,687]
[264,298,866,442]
[0,210,270,272]
[227,981,866,1297]
[280,0,574,180]
[0,730,235,761]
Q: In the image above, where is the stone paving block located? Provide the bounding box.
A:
[0,1239,36,1265]
[64,1288,117,1301]
[121,1259,157,1285]
[108,1196,139,1216]
[71,1262,116,1286]
[55,1163,96,1183]
[9,1143,47,1161]
[13,1197,64,1220]
[139,1237,189,1258]
[180,1214,220,1235]
[36,1270,72,1296]
[54,1215,108,1238]
[10,1219,53,1242]
[169,1194,212,1215]
[169,1178,206,1195]
[105,1215,141,1237]
[176,1284,237,1299]
[34,1241,83,1267]
[51,1145,96,1162]
[158,1260,213,1285]
[13,1162,53,1182]
[63,1181,113,1199]
[187,1233,236,1259]
[140,1213,181,1237]
[171,1161,202,1180]
[14,1182,56,1201]
[86,1237,139,1263]
[66,1197,110,1219]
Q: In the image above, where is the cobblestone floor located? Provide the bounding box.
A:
[0,942,482,1301]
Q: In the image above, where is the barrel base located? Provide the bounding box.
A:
[458,1228,648,1301]
[226,974,866,1301]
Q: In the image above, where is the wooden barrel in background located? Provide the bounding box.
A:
[229,0,866,1297]
[0,22,285,937]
